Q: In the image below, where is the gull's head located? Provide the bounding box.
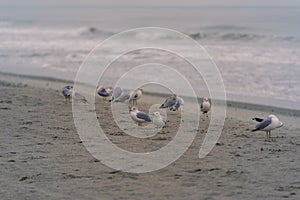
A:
[130,106,138,112]
[203,97,209,102]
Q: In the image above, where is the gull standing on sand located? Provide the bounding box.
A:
[152,111,167,128]
[251,114,283,141]
[62,85,73,103]
[171,96,184,111]
[109,87,122,102]
[160,94,177,109]
[201,98,211,115]
[130,107,152,126]
[62,85,88,103]
[129,88,143,106]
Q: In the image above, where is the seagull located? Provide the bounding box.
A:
[62,85,88,103]
[152,111,167,128]
[251,114,283,141]
[109,87,122,102]
[129,88,143,106]
[96,86,110,99]
[160,94,177,109]
[62,85,73,103]
[130,106,152,126]
[171,96,184,111]
[200,98,211,115]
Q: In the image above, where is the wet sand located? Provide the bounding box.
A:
[0,73,300,200]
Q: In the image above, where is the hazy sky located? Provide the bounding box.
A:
[1,0,300,7]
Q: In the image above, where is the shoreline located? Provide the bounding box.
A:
[1,71,299,115]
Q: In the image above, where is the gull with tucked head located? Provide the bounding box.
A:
[160,94,177,110]
[251,114,283,141]
[96,86,111,99]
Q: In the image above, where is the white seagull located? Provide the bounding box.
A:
[152,111,167,128]
[129,88,143,106]
[251,114,283,141]
[200,98,211,115]
[130,107,152,126]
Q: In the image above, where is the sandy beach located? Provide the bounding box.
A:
[0,73,300,200]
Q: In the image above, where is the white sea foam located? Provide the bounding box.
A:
[0,6,299,109]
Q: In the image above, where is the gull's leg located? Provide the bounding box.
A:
[265,131,271,141]
[270,131,275,141]
[66,96,70,104]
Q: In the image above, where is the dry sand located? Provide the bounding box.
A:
[0,73,300,200]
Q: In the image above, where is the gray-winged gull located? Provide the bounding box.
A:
[171,96,184,111]
[109,87,122,102]
[62,85,73,103]
[62,85,88,103]
[251,114,283,141]
[130,106,152,126]
[160,94,177,109]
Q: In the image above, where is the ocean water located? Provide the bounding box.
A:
[0,5,299,109]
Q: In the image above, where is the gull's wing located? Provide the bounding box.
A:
[97,88,110,97]
[172,97,184,111]
[251,117,272,132]
[110,87,122,102]
[136,112,152,122]
[160,96,176,109]
[62,86,71,97]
